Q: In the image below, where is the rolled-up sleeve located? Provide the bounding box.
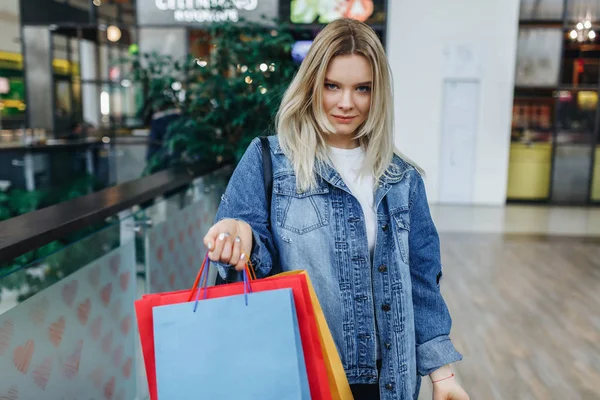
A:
[212,138,277,279]
[408,173,462,376]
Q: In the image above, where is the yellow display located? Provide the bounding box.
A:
[507,142,553,200]
[0,51,79,75]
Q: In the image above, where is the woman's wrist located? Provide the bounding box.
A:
[429,364,454,383]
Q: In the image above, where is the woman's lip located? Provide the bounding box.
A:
[333,115,357,122]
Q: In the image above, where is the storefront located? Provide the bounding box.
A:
[14,0,387,137]
[136,0,388,64]
[14,0,138,137]
[509,0,600,204]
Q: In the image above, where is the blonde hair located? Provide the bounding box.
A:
[276,18,419,191]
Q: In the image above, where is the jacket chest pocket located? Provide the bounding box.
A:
[391,208,410,264]
[274,175,330,235]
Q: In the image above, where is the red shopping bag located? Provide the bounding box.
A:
[135,269,331,400]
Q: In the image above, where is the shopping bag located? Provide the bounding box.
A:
[271,271,353,400]
[153,285,311,399]
[135,260,331,400]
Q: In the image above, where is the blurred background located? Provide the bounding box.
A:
[0,0,598,399]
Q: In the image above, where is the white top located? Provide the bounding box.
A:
[327,145,377,255]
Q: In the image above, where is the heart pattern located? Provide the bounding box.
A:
[100,283,112,307]
[145,202,219,294]
[110,300,121,321]
[64,340,83,379]
[120,315,131,336]
[77,298,91,326]
[103,376,115,400]
[13,339,35,374]
[88,265,101,289]
[122,357,132,379]
[0,319,14,356]
[89,316,102,340]
[119,271,130,292]
[0,206,215,397]
[0,241,142,399]
[32,358,52,390]
[109,255,120,276]
[112,345,123,368]
[89,365,104,390]
[101,331,113,354]
[0,385,18,400]
[29,298,48,327]
[48,317,66,348]
[62,281,78,307]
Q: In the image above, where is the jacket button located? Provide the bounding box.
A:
[382,224,388,231]
[378,265,387,273]
[385,342,392,349]
[385,383,394,391]
[381,304,391,312]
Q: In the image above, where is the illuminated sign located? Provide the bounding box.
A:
[0,77,9,95]
[137,0,277,25]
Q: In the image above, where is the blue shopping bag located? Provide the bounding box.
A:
[152,271,311,400]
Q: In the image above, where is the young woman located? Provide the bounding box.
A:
[203,18,469,400]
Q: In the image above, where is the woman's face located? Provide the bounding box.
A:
[321,54,372,149]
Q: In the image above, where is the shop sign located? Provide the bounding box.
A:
[137,0,278,26]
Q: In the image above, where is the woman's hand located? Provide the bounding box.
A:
[430,365,469,400]
[203,219,253,271]
[432,377,469,400]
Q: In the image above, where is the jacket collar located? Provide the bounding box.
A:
[270,136,413,197]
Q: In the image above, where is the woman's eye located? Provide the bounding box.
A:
[325,83,338,90]
[356,86,371,93]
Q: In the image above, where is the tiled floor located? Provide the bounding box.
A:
[417,205,600,400]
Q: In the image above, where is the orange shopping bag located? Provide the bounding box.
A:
[270,270,354,400]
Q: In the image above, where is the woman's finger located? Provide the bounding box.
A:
[208,231,230,262]
[203,223,222,252]
[220,232,236,264]
[234,251,248,272]
[229,236,242,268]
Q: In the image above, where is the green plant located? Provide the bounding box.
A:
[122,18,300,174]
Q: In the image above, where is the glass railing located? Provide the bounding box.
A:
[0,166,229,399]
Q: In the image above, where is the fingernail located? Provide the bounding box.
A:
[240,253,246,261]
[218,233,226,241]
[234,236,241,243]
[207,242,213,250]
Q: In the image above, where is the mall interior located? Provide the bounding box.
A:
[0,0,598,399]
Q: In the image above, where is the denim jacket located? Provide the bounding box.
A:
[214,136,462,400]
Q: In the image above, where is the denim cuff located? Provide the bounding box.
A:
[416,335,463,376]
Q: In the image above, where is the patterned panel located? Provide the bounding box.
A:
[147,201,216,294]
[0,242,137,400]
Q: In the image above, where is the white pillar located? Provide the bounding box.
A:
[387,0,520,205]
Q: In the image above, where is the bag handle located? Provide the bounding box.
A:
[192,253,254,311]
[187,252,256,302]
